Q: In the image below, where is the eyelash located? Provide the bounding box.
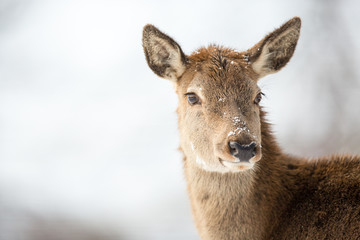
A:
[254,92,265,105]
[185,93,201,105]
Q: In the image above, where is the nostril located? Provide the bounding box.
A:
[228,141,257,162]
[229,141,240,156]
[249,142,257,157]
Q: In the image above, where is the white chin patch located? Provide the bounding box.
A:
[196,155,208,169]
[221,160,254,172]
[195,155,221,172]
[194,152,255,173]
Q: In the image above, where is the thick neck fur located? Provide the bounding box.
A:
[182,109,291,240]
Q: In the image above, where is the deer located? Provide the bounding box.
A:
[142,17,360,240]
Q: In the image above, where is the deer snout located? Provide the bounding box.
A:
[228,141,257,162]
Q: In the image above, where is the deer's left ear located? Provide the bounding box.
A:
[142,24,187,81]
[247,17,301,79]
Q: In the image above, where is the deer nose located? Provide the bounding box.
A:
[228,141,257,162]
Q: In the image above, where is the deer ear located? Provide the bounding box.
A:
[247,17,301,78]
[142,24,187,81]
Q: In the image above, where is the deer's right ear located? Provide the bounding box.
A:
[142,24,187,81]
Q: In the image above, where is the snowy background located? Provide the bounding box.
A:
[1,0,360,239]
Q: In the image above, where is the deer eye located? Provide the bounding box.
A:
[254,92,263,105]
[185,93,201,105]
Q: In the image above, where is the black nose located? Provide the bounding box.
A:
[228,141,257,162]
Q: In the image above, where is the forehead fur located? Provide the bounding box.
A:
[188,45,256,76]
[179,45,259,103]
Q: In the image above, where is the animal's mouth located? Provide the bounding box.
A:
[217,142,262,172]
[219,158,255,171]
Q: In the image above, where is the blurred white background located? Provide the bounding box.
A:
[0,0,360,239]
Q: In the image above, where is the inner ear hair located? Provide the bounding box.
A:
[142,24,187,81]
[248,17,301,78]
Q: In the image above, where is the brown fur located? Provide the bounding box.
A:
[142,17,360,239]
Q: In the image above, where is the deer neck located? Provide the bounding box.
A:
[182,111,283,239]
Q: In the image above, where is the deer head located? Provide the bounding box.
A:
[143,17,301,173]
